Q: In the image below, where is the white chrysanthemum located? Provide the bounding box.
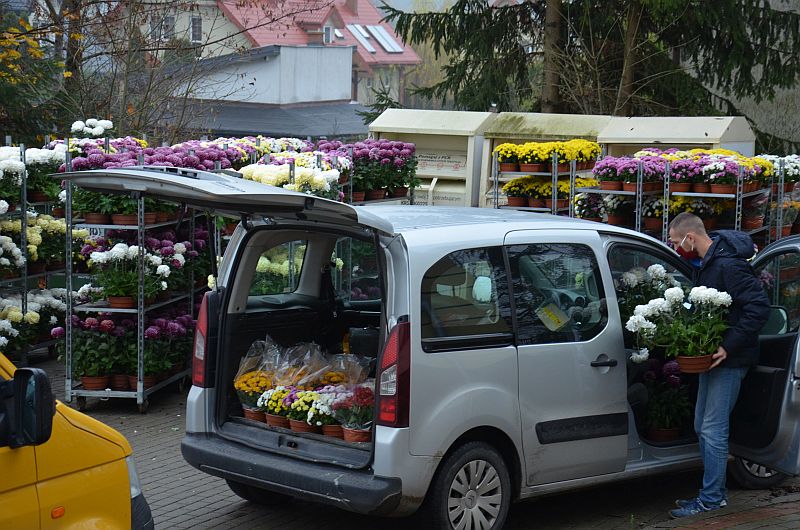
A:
[108,243,129,261]
[173,242,186,254]
[127,245,140,259]
[630,348,649,364]
[713,291,732,307]
[156,264,170,277]
[626,314,655,333]
[172,254,185,266]
[98,119,113,131]
[0,200,7,215]
[622,272,638,288]
[647,264,666,280]
[89,251,108,264]
[633,304,651,318]
[71,121,85,133]
[664,286,684,305]
[160,281,168,291]
[85,118,98,127]
[58,190,66,203]
[648,298,670,315]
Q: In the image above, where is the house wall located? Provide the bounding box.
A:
[355,65,402,105]
[185,45,352,104]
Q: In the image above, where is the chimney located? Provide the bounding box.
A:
[346,0,358,15]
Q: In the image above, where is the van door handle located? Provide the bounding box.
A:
[591,358,618,367]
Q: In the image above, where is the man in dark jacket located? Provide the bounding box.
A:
[667,212,770,518]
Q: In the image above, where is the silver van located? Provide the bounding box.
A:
[64,167,800,530]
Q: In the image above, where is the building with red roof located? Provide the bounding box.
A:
[216,0,421,104]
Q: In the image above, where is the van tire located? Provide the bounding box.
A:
[417,441,511,530]
[729,457,788,490]
[225,479,291,505]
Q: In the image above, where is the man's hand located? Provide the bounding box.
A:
[710,345,728,369]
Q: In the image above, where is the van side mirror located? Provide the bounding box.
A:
[0,368,56,448]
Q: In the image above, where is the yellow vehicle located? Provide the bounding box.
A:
[0,353,153,529]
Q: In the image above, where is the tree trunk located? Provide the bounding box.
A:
[541,0,562,113]
[614,0,643,116]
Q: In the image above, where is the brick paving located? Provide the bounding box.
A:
[33,354,800,530]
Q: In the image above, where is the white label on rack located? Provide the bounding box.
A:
[88,227,106,237]
[417,151,468,176]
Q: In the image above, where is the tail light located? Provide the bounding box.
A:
[377,321,410,428]
[192,294,210,387]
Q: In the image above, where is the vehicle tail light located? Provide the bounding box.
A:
[192,294,209,387]
[377,321,410,428]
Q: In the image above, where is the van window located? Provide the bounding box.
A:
[607,244,692,323]
[334,237,380,301]
[507,243,607,344]
[249,240,307,295]
[420,247,512,340]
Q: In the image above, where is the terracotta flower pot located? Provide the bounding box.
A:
[646,427,682,443]
[643,181,663,192]
[557,163,570,172]
[600,181,622,191]
[669,182,692,192]
[643,217,662,231]
[27,191,51,203]
[366,189,386,201]
[692,183,711,193]
[742,216,764,230]
[519,163,546,173]
[46,260,66,271]
[607,214,628,226]
[342,427,372,443]
[351,191,366,202]
[111,214,137,225]
[223,223,238,235]
[338,172,349,185]
[506,196,527,207]
[528,198,545,208]
[51,207,65,218]
[498,162,519,172]
[676,354,714,374]
[127,375,139,390]
[266,414,290,428]
[83,212,110,224]
[242,408,266,423]
[710,184,736,195]
[28,261,46,274]
[80,375,111,390]
[321,424,344,439]
[1,270,20,279]
[289,419,321,434]
[389,186,408,198]
[622,182,638,192]
[544,199,568,209]
[110,374,129,391]
[108,296,136,309]
[155,212,171,223]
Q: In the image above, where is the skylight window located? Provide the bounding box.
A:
[366,25,403,53]
[346,24,376,53]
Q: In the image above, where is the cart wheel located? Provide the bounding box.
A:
[176,376,190,394]
[138,399,150,414]
[76,396,87,411]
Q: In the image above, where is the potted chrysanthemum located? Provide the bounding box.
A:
[626,285,732,373]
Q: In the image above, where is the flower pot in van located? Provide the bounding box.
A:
[289,419,321,434]
[342,427,371,443]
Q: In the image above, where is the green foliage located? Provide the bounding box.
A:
[73,329,114,377]
[26,164,62,200]
[645,382,691,429]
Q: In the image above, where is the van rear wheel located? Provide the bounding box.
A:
[225,479,291,506]
[419,441,511,530]
[729,457,788,489]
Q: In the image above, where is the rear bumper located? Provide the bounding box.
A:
[181,433,403,515]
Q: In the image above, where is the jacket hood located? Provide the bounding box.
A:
[707,230,757,260]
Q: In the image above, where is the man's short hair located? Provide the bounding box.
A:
[669,212,707,236]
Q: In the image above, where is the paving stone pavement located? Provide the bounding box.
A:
[33,354,800,530]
